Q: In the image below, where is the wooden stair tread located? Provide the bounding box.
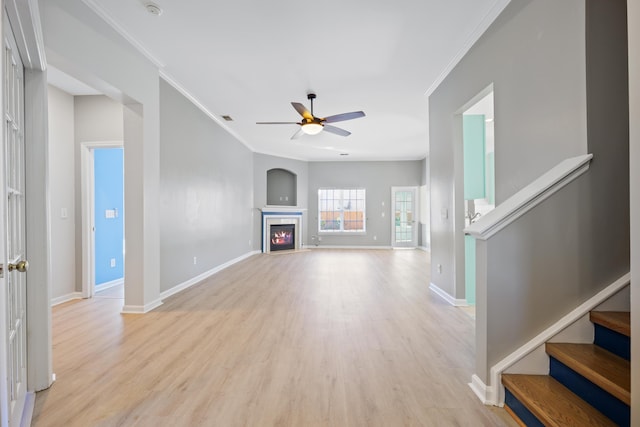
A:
[590,311,630,337]
[546,343,630,405]
[502,374,617,427]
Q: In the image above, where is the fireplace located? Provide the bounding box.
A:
[270,224,295,251]
[261,207,305,253]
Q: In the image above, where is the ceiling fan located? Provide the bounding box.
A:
[256,93,365,139]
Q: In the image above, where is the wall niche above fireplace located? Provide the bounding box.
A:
[266,168,297,206]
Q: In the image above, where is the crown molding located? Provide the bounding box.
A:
[81,0,165,68]
[425,0,511,97]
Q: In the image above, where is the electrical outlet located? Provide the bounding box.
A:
[193,256,197,265]
[437,264,442,274]
[373,235,377,241]
[110,258,116,268]
[318,236,322,241]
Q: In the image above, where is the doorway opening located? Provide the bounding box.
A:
[81,142,124,298]
[462,90,495,306]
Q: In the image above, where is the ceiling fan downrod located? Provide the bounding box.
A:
[307,93,316,117]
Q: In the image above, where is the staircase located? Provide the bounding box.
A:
[502,311,630,426]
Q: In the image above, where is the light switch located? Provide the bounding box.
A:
[61,208,68,219]
[441,208,448,220]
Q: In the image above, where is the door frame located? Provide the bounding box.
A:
[80,141,123,298]
[1,1,51,425]
[453,83,494,304]
[391,186,419,248]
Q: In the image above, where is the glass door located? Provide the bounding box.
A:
[391,187,418,248]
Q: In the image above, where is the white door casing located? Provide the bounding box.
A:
[80,140,123,298]
[2,12,27,426]
[391,187,418,248]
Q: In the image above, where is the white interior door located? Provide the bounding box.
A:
[391,187,418,248]
[2,13,28,426]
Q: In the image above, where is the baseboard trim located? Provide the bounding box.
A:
[51,292,83,307]
[482,272,631,406]
[417,246,430,252]
[95,278,123,293]
[121,298,163,314]
[160,251,260,301]
[308,245,392,250]
[469,374,496,405]
[429,282,468,306]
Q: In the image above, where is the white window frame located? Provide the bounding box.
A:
[318,188,366,234]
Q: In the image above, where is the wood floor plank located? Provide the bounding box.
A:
[33,249,517,427]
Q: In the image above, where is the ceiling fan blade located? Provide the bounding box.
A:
[291,128,305,140]
[323,111,365,123]
[323,125,351,137]
[291,102,314,120]
[256,121,299,124]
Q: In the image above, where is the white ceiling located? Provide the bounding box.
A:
[54,0,501,161]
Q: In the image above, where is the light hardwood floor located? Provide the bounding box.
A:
[33,249,516,426]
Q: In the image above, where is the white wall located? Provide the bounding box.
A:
[628,0,639,424]
[47,85,76,301]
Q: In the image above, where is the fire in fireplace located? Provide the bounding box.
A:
[270,224,295,251]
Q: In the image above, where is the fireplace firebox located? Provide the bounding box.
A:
[270,224,295,251]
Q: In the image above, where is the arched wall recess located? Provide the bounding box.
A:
[266,168,297,206]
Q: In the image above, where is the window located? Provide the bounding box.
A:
[318,188,366,233]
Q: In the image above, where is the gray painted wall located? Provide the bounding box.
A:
[478,174,600,380]
[431,0,629,384]
[628,0,639,423]
[308,161,422,247]
[419,157,429,248]
[266,169,297,206]
[253,153,309,249]
[41,0,163,309]
[47,85,76,300]
[583,0,630,287]
[159,80,254,292]
[429,0,589,299]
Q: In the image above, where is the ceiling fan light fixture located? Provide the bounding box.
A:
[301,122,323,135]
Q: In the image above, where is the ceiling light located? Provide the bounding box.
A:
[301,122,323,135]
[144,2,163,16]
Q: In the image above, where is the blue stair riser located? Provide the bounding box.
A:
[549,357,629,427]
[594,323,630,360]
[504,388,544,427]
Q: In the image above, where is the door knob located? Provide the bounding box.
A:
[8,260,29,273]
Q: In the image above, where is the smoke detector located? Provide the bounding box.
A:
[144,2,163,16]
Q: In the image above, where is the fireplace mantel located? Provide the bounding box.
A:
[261,207,306,253]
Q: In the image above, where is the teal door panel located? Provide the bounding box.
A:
[463,114,486,200]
